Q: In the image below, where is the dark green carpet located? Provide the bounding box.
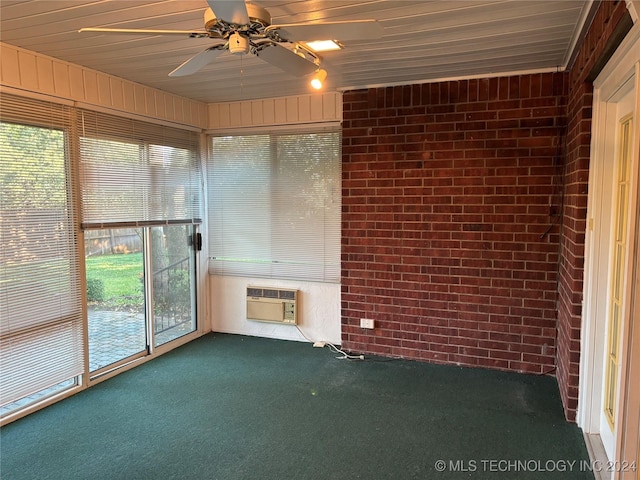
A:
[1,334,593,479]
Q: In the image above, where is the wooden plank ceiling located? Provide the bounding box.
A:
[0,0,593,103]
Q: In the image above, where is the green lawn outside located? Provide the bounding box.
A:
[85,252,144,310]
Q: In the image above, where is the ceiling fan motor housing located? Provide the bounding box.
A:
[229,32,249,54]
[203,4,271,33]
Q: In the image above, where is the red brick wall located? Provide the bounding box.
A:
[556,0,631,422]
[342,73,568,374]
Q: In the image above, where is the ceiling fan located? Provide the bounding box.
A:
[79,0,383,79]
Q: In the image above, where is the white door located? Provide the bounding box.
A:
[599,86,635,461]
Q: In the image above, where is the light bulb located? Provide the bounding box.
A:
[310,69,327,90]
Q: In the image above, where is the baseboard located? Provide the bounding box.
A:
[583,432,610,480]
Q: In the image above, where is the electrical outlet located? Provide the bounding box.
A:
[360,318,375,329]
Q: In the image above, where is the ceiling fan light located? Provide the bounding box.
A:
[304,40,343,52]
[311,69,328,90]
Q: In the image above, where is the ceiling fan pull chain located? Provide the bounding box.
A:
[240,53,243,98]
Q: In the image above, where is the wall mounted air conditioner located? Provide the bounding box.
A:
[246,287,298,325]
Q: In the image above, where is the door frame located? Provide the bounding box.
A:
[579,20,640,479]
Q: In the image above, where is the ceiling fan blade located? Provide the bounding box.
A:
[169,45,227,77]
[266,20,383,42]
[206,0,250,25]
[255,43,319,77]
[79,27,213,38]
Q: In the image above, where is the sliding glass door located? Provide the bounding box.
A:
[85,228,146,372]
[86,225,197,373]
[78,107,201,375]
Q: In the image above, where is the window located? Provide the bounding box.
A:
[208,128,341,282]
[78,109,202,227]
[0,94,83,411]
[604,115,633,428]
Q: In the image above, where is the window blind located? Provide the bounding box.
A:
[0,93,84,406]
[207,128,341,282]
[77,109,202,228]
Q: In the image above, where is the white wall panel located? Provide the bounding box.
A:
[122,81,136,113]
[298,96,311,122]
[274,97,287,124]
[155,91,167,119]
[310,95,323,121]
[0,42,206,129]
[1,46,20,86]
[250,100,264,124]
[36,57,55,95]
[208,91,342,129]
[68,65,84,101]
[210,276,341,345]
[110,77,124,111]
[285,97,298,122]
[97,75,112,107]
[83,70,99,105]
[134,84,146,115]
[163,93,174,121]
[229,102,242,126]
[18,50,38,91]
[323,94,338,120]
[145,89,156,118]
[262,100,275,125]
[52,61,70,99]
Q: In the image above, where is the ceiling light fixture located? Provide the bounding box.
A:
[310,69,327,90]
[304,40,343,52]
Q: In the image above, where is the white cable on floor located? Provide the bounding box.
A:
[295,325,364,360]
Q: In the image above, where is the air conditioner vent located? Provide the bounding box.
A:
[263,289,279,299]
[279,290,295,301]
[246,287,298,325]
[247,287,262,297]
